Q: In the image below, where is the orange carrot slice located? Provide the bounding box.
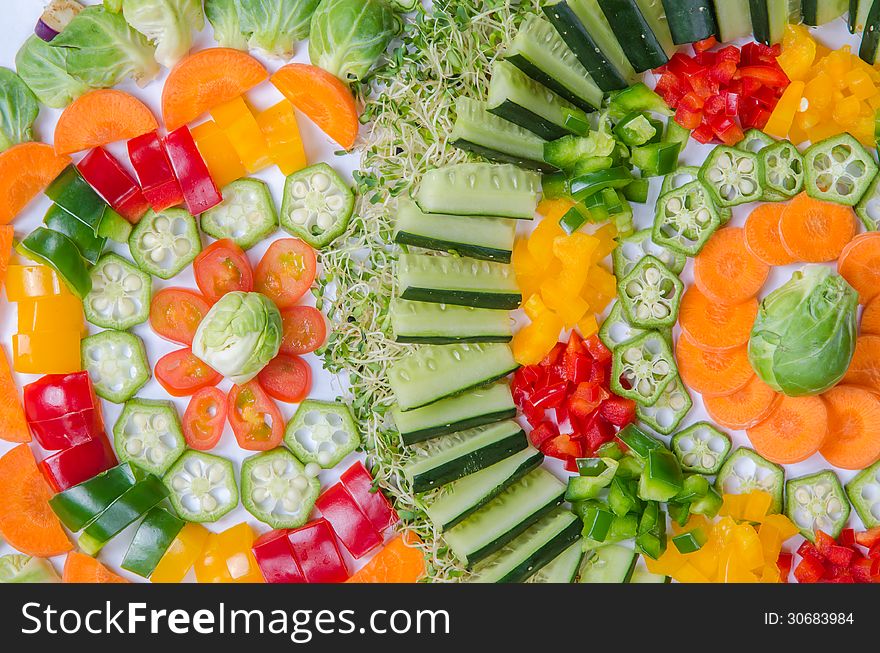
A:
[694,227,769,305]
[743,203,795,266]
[54,90,158,155]
[0,445,72,557]
[861,297,880,336]
[704,375,781,429]
[0,225,12,286]
[843,335,880,393]
[838,231,880,304]
[675,335,754,397]
[162,48,268,131]
[746,395,828,464]
[0,142,70,225]
[779,192,856,262]
[62,552,128,583]
[346,533,425,583]
[271,64,359,150]
[819,384,880,469]
[0,346,30,443]
[678,286,757,352]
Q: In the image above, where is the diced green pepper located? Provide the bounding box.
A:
[566,457,619,501]
[652,179,721,256]
[613,112,656,147]
[638,448,684,502]
[672,528,707,554]
[608,83,672,120]
[543,132,615,173]
[674,474,710,503]
[668,500,691,527]
[571,156,614,176]
[622,178,650,203]
[121,507,185,578]
[43,204,106,264]
[635,504,667,560]
[596,441,625,461]
[608,476,640,517]
[690,487,723,518]
[663,117,690,146]
[616,454,646,479]
[17,227,91,298]
[631,141,681,177]
[617,424,664,459]
[582,503,614,542]
[541,171,570,199]
[570,166,633,201]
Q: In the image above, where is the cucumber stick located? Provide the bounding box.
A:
[597,0,674,72]
[415,162,540,219]
[713,0,753,42]
[389,298,513,345]
[578,544,638,582]
[525,540,584,582]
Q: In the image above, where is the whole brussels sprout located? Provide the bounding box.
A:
[749,266,858,396]
[192,291,282,385]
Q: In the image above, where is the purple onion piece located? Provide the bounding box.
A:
[35,1,84,42]
[34,18,59,42]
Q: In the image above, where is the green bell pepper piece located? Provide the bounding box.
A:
[664,117,690,146]
[672,528,707,554]
[690,487,723,518]
[622,178,650,203]
[566,457,619,501]
[615,454,645,479]
[608,476,640,517]
[638,501,659,535]
[581,503,614,542]
[613,112,656,147]
[17,227,91,298]
[121,506,185,578]
[674,474,710,503]
[562,107,590,136]
[44,165,108,233]
[608,83,672,120]
[596,441,625,460]
[541,171,570,199]
[571,156,615,176]
[638,448,684,502]
[48,463,141,532]
[631,141,682,177]
[570,166,633,201]
[635,505,667,560]
[617,424,664,459]
[668,500,691,527]
[96,207,132,243]
[44,204,106,264]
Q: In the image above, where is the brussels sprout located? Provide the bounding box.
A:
[236,0,322,58]
[192,291,282,384]
[122,0,205,68]
[749,266,858,396]
[0,68,39,152]
[0,555,60,583]
[309,0,401,82]
[205,0,248,50]
[15,35,90,108]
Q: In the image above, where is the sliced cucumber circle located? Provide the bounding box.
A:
[85,253,151,330]
[241,448,320,529]
[130,208,201,279]
[81,330,150,404]
[163,450,239,523]
[113,399,185,476]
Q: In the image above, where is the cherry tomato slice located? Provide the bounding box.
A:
[254,238,316,308]
[155,348,222,397]
[193,238,254,302]
[257,354,312,403]
[227,380,284,450]
[149,287,211,345]
[279,305,327,355]
[182,386,228,450]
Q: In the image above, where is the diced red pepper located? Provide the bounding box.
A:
[794,555,826,583]
[710,60,738,85]
[839,528,856,548]
[814,530,837,557]
[554,402,569,425]
[691,123,715,143]
[339,460,398,533]
[709,115,745,146]
[797,540,823,563]
[667,52,702,78]
[23,372,104,450]
[825,544,856,568]
[693,51,716,67]
[689,69,719,98]
[164,126,222,214]
[287,518,348,583]
[529,420,558,448]
[738,65,789,89]
[569,382,609,420]
[127,131,185,212]
[580,413,615,454]
[541,342,566,367]
[252,529,305,583]
[703,94,725,116]
[584,336,611,365]
[315,483,383,559]
[77,147,149,224]
[752,85,780,110]
[869,541,880,560]
[693,35,718,54]
[724,92,740,117]
[675,105,703,130]
[716,45,741,64]
[530,382,569,410]
[521,399,545,428]
[855,527,880,549]
[776,552,793,581]
[38,432,117,493]
[541,433,583,461]
[599,395,636,427]
[655,72,687,105]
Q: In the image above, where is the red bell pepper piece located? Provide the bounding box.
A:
[693,51,717,68]
[797,540,824,563]
[541,342,566,367]
[838,528,856,548]
[825,544,856,568]
[738,65,789,89]
[776,551,793,581]
[38,432,117,492]
[77,147,149,224]
[541,433,583,461]
[128,131,185,212]
[555,402,569,425]
[569,382,609,420]
[599,395,636,427]
[709,116,745,146]
[655,72,687,105]
[339,460,398,533]
[869,541,880,560]
[667,53,702,78]
[716,45,741,64]
[675,105,703,130]
[794,555,826,583]
[23,372,104,450]
[581,413,615,454]
[855,526,880,549]
[252,529,306,583]
[315,483,383,559]
[521,399,545,428]
[814,530,837,557]
[530,382,568,410]
[691,123,715,143]
[164,126,222,215]
[849,556,875,583]
[287,518,349,583]
[528,420,558,448]
[693,35,718,54]
[584,335,611,364]
[689,69,719,99]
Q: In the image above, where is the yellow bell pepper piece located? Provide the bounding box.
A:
[512,310,563,366]
[522,293,549,320]
[675,563,712,583]
[13,331,81,374]
[763,81,805,138]
[210,97,272,174]
[195,523,264,583]
[256,100,308,176]
[541,278,589,328]
[743,490,773,522]
[536,198,574,220]
[577,313,598,338]
[645,546,687,576]
[191,120,247,189]
[760,513,800,540]
[777,24,816,81]
[733,524,765,571]
[803,71,834,111]
[822,46,852,87]
[832,94,861,127]
[590,224,618,263]
[845,68,876,101]
[17,295,84,334]
[527,216,565,265]
[4,264,69,301]
[759,564,781,583]
[151,523,211,583]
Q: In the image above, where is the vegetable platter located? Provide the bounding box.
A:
[0,0,879,587]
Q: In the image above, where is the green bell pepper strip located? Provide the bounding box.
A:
[616,454,645,480]
[570,156,615,177]
[581,503,614,542]
[608,476,640,517]
[84,253,152,331]
[631,141,681,178]
[78,474,169,555]
[636,375,692,436]
[114,398,186,477]
[668,500,691,527]
[129,208,201,279]
[855,174,880,231]
[44,165,109,234]
[562,108,590,136]
[240,448,320,529]
[735,129,775,153]
[201,178,279,250]
[672,528,707,554]
[652,179,721,256]
[611,331,678,407]
[699,146,764,207]
[280,163,355,249]
[635,503,667,560]
[121,506,185,578]
[607,83,672,121]
[638,501,659,535]
[663,117,690,147]
[17,227,91,298]
[673,474,710,503]
[541,172,570,199]
[646,116,665,144]
[622,178,650,203]
[570,166,633,201]
[163,450,239,523]
[671,422,732,475]
[638,448,684,502]
[595,441,625,460]
[43,204,106,264]
[96,207,132,243]
[81,330,151,404]
[617,255,683,330]
[565,457,619,501]
[617,424,664,459]
[48,463,141,532]
[803,133,879,206]
[690,487,723,518]
[284,400,361,469]
[760,140,804,199]
[613,112,656,147]
[559,203,593,235]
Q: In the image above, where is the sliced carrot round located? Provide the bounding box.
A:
[678,286,757,352]
[779,192,856,262]
[861,297,880,336]
[819,384,880,469]
[675,335,755,397]
[744,203,796,266]
[62,552,128,583]
[838,231,880,304]
[0,444,72,557]
[0,142,69,225]
[694,227,770,305]
[746,394,828,464]
[843,334,880,394]
[271,63,359,150]
[54,90,158,155]
[162,48,268,131]
[704,375,782,429]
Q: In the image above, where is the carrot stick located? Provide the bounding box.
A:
[746,395,828,464]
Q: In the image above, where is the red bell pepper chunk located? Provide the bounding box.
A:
[691,123,715,143]
[164,126,223,215]
[839,528,856,548]
[589,361,609,387]
[564,456,580,473]
[675,105,703,130]
[692,35,718,54]
[287,518,349,583]
[518,365,542,387]
[752,85,780,110]
[23,372,104,450]
[869,541,880,560]
[569,382,609,420]
[667,52,702,78]
[850,556,875,583]
[541,433,583,461]
[584,335,611,365]
[528,420,558,448]
[599,395,636,427]
[710,60,738,85]
[555,402,569,425]
[77,147,150,224]
[814,530,837,557]
[530,382,569,410]
[709,116,745,146]
[521,400,546,428]
[38,432,117,493]
[252,529,305,583]
[724,92,740,117]
[315,483,383,559]
[856,526,880,549]
[693,51,717,68]
[739,65,789,89]
[540,342,566,368]
[794,556,826,583]
[127,131,185,212]
[716,45,741,64]
[825,544,856,568]
[776,551,793,581]
[688,69,719,99]
[797,540,824,562]
[580,413,615,454]
[655,72,687,105]
[339,460,399,533]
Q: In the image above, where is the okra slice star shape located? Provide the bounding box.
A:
[715,448,785,513]
[280,163,354,249]
[785,471,850,540]
[699,146,763,207]
[760,140,804,199]
[81,330,150,404]
[611,330,677,407]
[241,448,321,529]
[652,180,720,256]
[129,208,201,279]
[617,255,683,329]
[671,422,732,475]
[163,450,239,523]
[636,375,692,436]
[284,399,361,469]
[85,253,152,330]
[114,399,186,477]
[803,133,878,206]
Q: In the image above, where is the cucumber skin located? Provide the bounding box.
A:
[399,287,522,311]
[393,230,512,264]
[488,100,572,141]
[505,53,598,113]
[450,138,556,173]
[497,518,582,583]
[661,0,717,44]
[597,0,670,72]
[400,408,518,445]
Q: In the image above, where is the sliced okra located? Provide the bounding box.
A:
[715,448,784,514]
[283,399,361,469]
[671,422,731,475]
[846,459,880,528]
[81,330,150,404]
[241,448,321,529]
[636,375,692,436]
[611,229,686,278]
[113,399,186,477]
[163,450,239,523]
[617,255,683,329]
[599,301,672,353]
[84,253,152,330]
[280,163,355,249]
[611,330,677,407]
[803,133,878,206]
[855,174,880,231]
[698,146,763,207]
[760,140,804,199]
[661,166,731,224]
[652,180,720,256]
[200,178,278,250]
[129,208,201,279]
[735,129,775,154]
[785,471,850,541]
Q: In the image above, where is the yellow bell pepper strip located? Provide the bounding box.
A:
[4,264,71,301]
[150,523,211,583]
[191,120,247,189]
[195,522,264,583]
[763,81,806,138]
[256,100,308,176]
[210,97,272,174]
[17,295,84,334]
[12,331,81,374]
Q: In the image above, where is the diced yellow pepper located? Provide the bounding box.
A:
[806,118,843,143]
[527,216,565,264]
[720,493,747,520]
[822,46,852,87]
[733,525,765,571]
[760,513,800,540]
[5,264,69,301]
[758,522,783,560]
[536,198,574,221]
[522,293,549,320]
[591,224,618,263]
[151,523,211,583]
[255,100,308,176]
[743,490,773,522]
[645,546,687,576]
[191,120,247,189]
[17,295,84,334]
[845,68,876,100]
[777,24,816,81]
[512,311,563,366]
[210,97,272,174]
[803,71,834,111]
[195,523,264,583]
[759,564,781,583]
[675,563,712,583]
[541,278,588,328]
[13,331,81,374]
[763,81,805,138]
[588,266,617,299]
[832,93,861,127]
[576,313,598,338]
